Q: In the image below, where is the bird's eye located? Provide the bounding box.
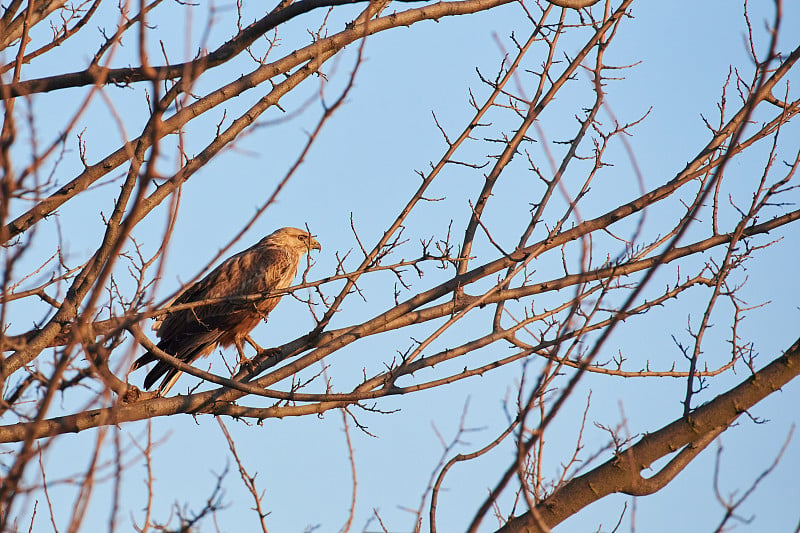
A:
[298,234,307,241]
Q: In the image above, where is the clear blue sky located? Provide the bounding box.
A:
[4,1,800,531]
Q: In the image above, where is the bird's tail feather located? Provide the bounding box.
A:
[131,351,157,370]
[143,359,181,392]
[134,332,222,394]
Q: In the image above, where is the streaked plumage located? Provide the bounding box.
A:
[132,227,321,394]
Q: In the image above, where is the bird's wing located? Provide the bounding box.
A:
[156,245,300,341]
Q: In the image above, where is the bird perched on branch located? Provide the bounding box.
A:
[132,227,321,394]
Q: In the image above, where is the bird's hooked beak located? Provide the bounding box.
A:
[309,236,322,252]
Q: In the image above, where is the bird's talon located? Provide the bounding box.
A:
[238,356,256,372]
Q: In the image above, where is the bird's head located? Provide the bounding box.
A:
[263,227,321,254]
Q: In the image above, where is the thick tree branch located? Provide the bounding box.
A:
[496,337,800,532]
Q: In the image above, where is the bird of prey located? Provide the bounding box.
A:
[132,227,321,394]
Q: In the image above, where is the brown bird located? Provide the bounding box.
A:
[132,227,321,394]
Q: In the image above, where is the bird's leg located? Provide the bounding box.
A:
[244,335,263,354]
[234,336,255,372]
[239,335,282,374]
